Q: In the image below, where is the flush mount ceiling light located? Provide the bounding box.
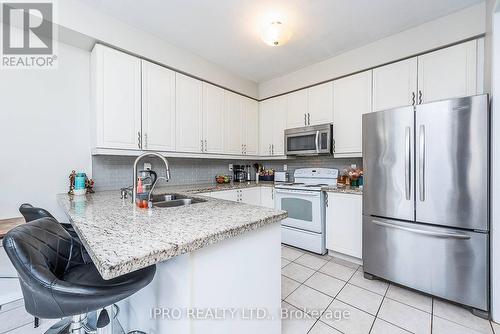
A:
[261,21,292,47]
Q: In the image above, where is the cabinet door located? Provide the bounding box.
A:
[333,70,372,156]
[271,96,287,156]
[326,193,362,259]
[175,73,203,153]
[241,187,261,206]
[260,187,274,208]
[286,89,308,128]
[243,97,259,155]
[417,40,477,104]
[93,45,141,150]
[202,83,225,154]
[373,58,417,112]
[259,100,274,156]
[141,60,176,151]
[308,82,334,125]
[208,190,238,201]
[224,91,243,155]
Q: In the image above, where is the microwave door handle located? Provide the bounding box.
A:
[315,131,320,153]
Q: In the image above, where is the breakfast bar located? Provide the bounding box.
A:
[57,189,287,334]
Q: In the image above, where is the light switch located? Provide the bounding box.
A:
[228,164,233,171]
[283,164,288,171]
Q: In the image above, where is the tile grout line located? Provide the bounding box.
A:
[368,278,389,334]
[306,254,351,334]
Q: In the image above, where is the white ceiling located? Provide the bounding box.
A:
[78,0,483,83]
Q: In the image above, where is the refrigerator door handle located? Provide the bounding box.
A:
[372,220,471,240]
[405,127,411,200]
[419,124,425,202]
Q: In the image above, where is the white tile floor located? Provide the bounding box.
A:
[3,245,500,334]
[281,244,499,334]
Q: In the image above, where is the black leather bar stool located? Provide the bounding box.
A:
[3,217,156,334]
[18,203,92,264]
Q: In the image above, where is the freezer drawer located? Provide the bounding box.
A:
[363,216,489,311]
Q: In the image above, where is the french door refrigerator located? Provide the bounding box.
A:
[362,94,489,316]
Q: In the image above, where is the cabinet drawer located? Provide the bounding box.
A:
[363,215,488,310]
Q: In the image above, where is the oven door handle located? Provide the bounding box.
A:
[315,130,320,153]
[274,188,321,197]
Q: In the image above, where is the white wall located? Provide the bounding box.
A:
[54,0,259,99]
[259,3,486,98]
[0,32,91,221]
[490,0,500,323]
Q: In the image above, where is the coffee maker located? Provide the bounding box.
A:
[233,165,247,183]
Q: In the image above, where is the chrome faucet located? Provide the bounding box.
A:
[133,152,170,204]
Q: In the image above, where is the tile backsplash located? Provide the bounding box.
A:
[92,155,362,191]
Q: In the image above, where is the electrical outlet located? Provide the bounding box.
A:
[351,164,357,169]
[283,164,288,171]
[144,162,152,170]
[228,164,233,172]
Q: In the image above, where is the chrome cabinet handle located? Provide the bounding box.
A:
[137,131,141,149]
[304,113,307,125]
[419,125,425,201]
[201,139,204,152]
[372,220,470,239]
[315,130,320,153]
[418,90,423,104]
[412,92,416,105]
[269,144,272,155]
[204,140,207,152]
[405,127,411,200]
[307,113,310,125]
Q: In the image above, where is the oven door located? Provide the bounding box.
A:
[285,124,332,155]
[275,188,323,233]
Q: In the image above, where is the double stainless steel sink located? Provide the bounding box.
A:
[149,193,206,208]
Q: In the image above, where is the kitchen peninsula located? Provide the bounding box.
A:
[57,189,287,334]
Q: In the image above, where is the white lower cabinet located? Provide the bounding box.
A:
[200,187,262,206]
[260,187,275,208]
[326,192,363,259]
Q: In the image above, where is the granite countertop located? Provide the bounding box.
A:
[322,185,363,195]
[57,187,287,280]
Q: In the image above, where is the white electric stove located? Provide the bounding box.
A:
[275,168,338,254]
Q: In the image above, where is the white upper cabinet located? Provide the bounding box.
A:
[202,83,225,154]
[272,98,287,156]
[243,97,259,155]
[286,89,308,128]
[372,58,418,112]
[175,73,203,153]
[224,91,243,155]
[259,100,274,156]
[417,40,477,104]
[259,96,286,156]
[92,44,141,150]
[141,60,176,151]
[286,83,333,128]
[308,82,334,125]
[333,70,372,157]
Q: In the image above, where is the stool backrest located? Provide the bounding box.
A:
[19,203,54,222]
[2,218,85,316]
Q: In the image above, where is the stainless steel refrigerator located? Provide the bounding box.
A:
[362,94,489,316]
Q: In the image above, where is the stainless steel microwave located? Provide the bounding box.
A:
[284,123,333,156]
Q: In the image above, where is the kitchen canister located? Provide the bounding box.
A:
[74,173,87,195]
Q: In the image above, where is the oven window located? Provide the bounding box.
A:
[281,198,313,221]
[287,134,316,151]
